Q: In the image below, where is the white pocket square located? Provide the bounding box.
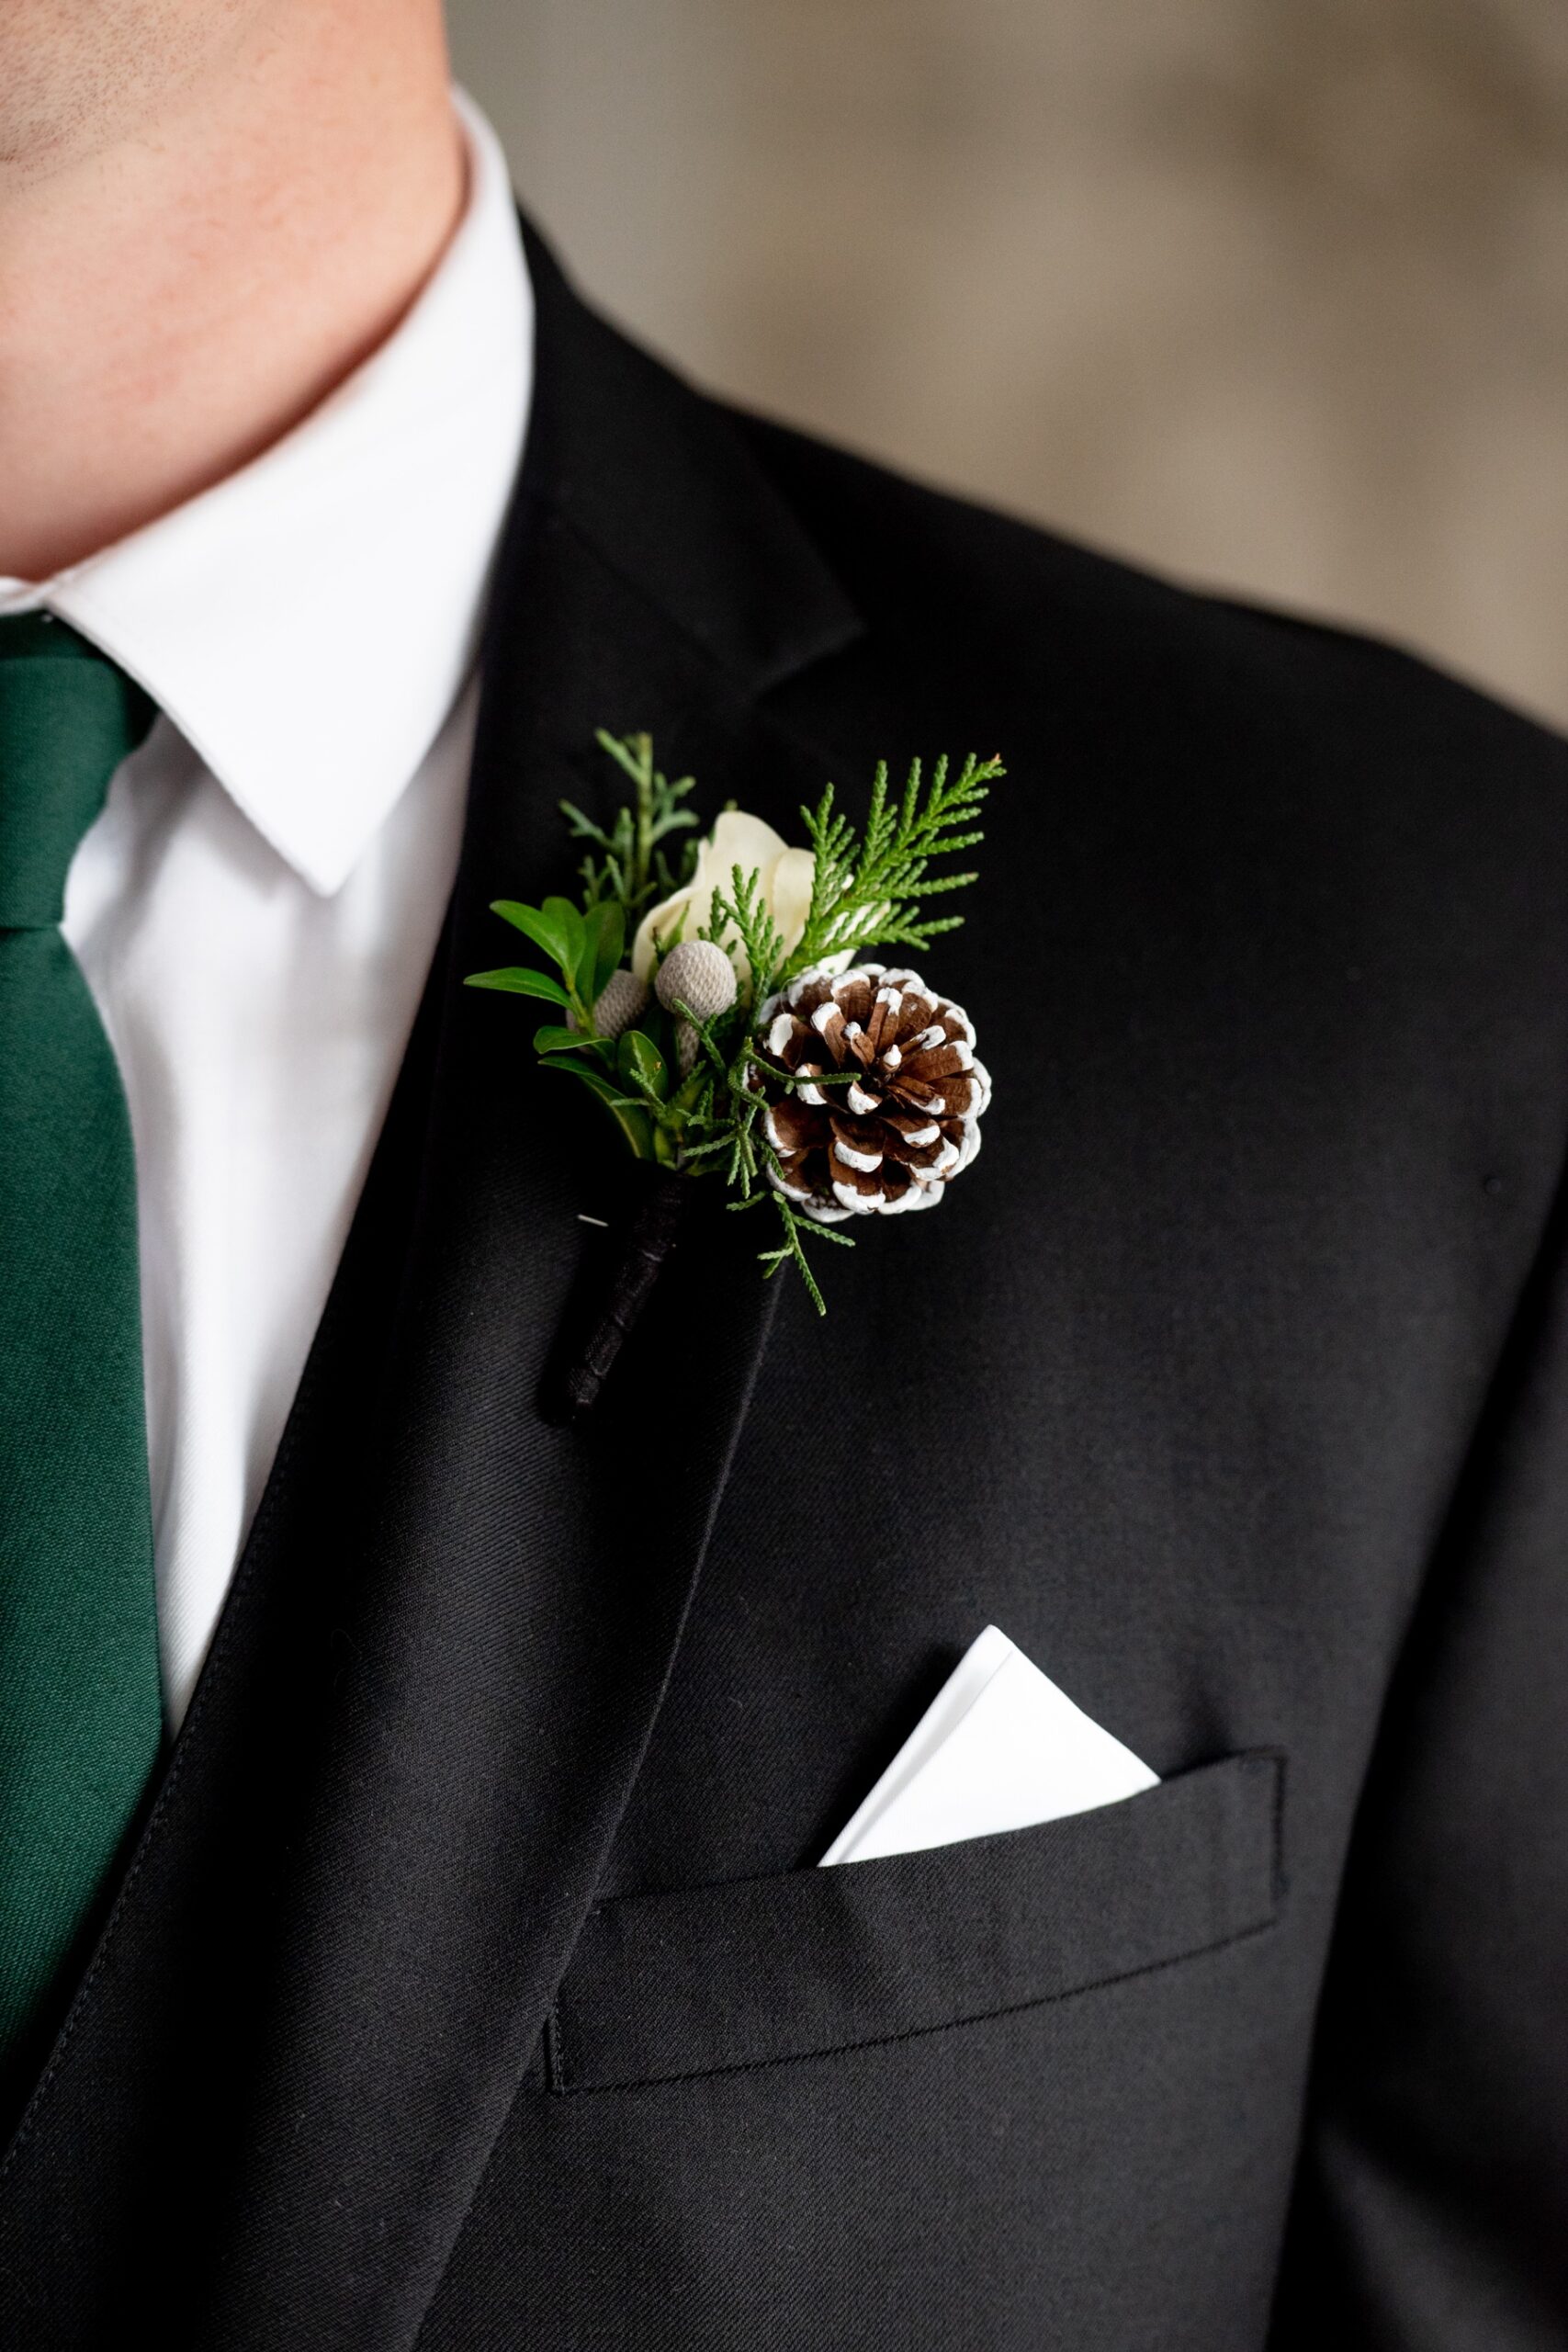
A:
[819,1624,1159,1866]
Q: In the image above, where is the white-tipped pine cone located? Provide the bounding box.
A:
[749,964,990,1221]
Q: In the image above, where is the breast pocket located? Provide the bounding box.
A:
[546,1749,1283,2093]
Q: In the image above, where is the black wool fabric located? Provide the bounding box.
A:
[1,219,1565,2351]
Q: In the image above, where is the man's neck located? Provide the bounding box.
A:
[0,3,466,582]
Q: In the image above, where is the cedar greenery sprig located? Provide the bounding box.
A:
[558,729,701,926]
[701,860,784,1004]
[691,750,1001,1006]
[781,752,999,988]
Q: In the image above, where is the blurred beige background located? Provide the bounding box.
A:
[447,0,1568,729]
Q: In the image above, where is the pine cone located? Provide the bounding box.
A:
[750,964,990,1221]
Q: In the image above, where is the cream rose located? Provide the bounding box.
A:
[631,809,817,986]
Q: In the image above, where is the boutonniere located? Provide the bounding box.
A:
[467,732,1001,1415]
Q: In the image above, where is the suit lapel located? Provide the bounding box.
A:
[201,318,865,2337]
[0,227,863,2349]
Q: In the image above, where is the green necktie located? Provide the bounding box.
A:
[0,614,163,2101]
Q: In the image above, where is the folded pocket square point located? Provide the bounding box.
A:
[820,1624,1158,1866]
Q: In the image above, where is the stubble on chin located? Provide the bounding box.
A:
[0,0,266,185]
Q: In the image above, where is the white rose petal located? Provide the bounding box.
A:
[632,809,819,984]
[768,846,817,948]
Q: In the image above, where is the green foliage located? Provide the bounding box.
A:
[617,1029,669,1102]
[582,900,625,1000]
[538,1053,655,1159]
[490,899,576,967]
[533,1023,586,1057]
[703,862,783,997]
[467,893,610,1044]
[559,731,700,928]
[746,1189,856,1317]
[783,752,1003,985]
[540,895,586,978]
[463,966,570,1006]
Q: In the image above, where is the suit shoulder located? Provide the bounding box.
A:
[725,402,1568,784]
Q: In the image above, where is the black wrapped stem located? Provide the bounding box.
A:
[540,1165,691,1423]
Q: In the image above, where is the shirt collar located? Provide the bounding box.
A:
[0,90,532,897]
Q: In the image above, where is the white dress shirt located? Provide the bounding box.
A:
[0,93,532,1730]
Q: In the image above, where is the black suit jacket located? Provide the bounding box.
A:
[3,221,1565,2351]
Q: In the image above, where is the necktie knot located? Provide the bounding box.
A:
[0,616,155,928]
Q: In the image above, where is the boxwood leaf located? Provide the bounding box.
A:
[582,900,626,1001]
[533,1023,589,1057]
[543,1057,654,1158]
[617,1028,669,1100]
[463,966,571,1005]
[541,896,587,979]
[491,900,570,971]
